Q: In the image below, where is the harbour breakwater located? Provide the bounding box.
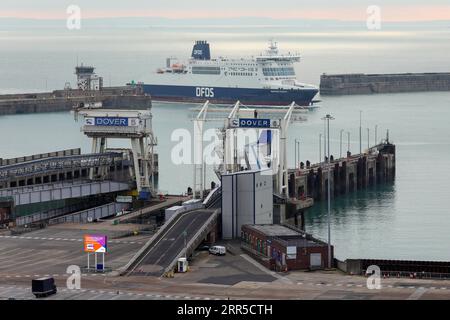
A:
[0,86,152,115]
[320,72,450,95]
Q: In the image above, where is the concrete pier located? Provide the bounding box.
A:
[320,72,450,95]
[0,86,151,115]
[288,142,395,202]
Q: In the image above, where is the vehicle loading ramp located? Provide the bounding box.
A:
[121,208,219,277]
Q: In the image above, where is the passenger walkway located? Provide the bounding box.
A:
[0,180,129,206]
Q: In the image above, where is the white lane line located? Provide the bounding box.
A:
[407,287,428,300]
[240,254,293,284]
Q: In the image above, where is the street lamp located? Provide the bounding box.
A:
[321,114,335,269]
[294,139,297,170]
[375,125,378,146]
[183,230,187,259]
[319,133,322,164]
[359,110,362,154]
[339,129,344,158]
[347,131,350,155]
[367,128,370,150]
[297,139,300,169]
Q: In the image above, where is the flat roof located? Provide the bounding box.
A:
[243,224,329,248]
[244,224,300,237]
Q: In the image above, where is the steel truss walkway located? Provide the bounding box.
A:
[0,180,130,206]
[0,152,123,181]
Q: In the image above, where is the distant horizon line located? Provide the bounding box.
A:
[0,16,449,24]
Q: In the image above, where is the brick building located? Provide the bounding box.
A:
[241,224,333,271]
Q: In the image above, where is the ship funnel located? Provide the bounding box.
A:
[191,40,211,60]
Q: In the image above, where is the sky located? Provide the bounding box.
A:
[0,0,449,22]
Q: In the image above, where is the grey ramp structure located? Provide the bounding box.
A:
[222,170,273,239]
[126,209,217,277]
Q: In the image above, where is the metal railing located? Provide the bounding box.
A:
[162,209,219,277]
[48,202,130,225]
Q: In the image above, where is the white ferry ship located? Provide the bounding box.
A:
[141,40,318,106]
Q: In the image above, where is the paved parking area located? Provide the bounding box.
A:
[3,232,450,300]
[181,250,277,286]
[0,284,223,301]
[0,226,151,276]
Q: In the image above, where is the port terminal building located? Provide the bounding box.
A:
[241,224,333,271]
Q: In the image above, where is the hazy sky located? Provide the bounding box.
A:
[0,0,449,21]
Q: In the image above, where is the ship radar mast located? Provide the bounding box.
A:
[267,39,279,55]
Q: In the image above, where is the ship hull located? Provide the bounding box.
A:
[142,84,318,106]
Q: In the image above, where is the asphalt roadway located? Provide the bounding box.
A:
[131,209,214,277]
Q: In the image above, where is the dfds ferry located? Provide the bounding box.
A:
[141,40,318,106]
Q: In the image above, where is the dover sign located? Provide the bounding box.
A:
[85,117,139,127]
[230,118,279,128]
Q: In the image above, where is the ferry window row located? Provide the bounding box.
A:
[262,67,295,76]
[229,72,253,76]
[192,66,221,75]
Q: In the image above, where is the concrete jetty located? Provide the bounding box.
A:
[284,141,395,228]
[0,86,151,115]
[320,72,450,95]
[289,141,395,202]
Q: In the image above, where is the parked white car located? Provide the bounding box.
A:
[209,245,226,256]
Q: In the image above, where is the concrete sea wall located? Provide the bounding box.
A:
[0,86,152,115]
[320,72,450,95]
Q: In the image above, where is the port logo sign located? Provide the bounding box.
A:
[84,117,139,127]
[230,118,275,128]
[195,87,214,98]
[84,235,107,253]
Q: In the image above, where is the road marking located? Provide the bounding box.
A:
[240,254,293,284]
[407,287,428,300]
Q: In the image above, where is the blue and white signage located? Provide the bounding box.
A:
[85,117,139,127]
[230,118,278,128]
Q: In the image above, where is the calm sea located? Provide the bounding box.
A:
[1,25,450,260]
